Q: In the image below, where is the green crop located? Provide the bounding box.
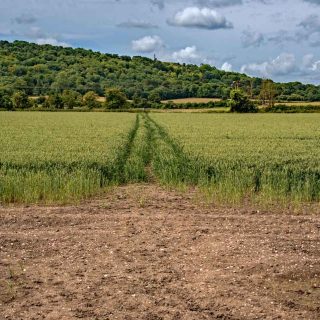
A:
[150,113,320,204]
[1,112,319,205]
[0,112,137,203]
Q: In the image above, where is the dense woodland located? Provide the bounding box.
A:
[0,40,320,108]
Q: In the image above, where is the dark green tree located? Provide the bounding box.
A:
[148,90,161,103]
[229,89,258,113]
[83,91,99,109]
[61,90,81,109]
[105,88,127,109]
[44,94,64,109]
[12,91,30,109]
[0,91,13,110]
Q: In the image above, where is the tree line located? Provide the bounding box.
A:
[0,88,130,110]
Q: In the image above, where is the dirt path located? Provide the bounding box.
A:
[0,184,319,319]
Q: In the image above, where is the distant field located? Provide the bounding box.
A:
[275,101,320,106]
[16,96,320,110]
[152,107,229,113]
[97,96,106,102]
[161,98,222,104]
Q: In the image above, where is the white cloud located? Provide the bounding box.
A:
[36,38,70,47]
[168,7,233,30]
[169,45,215,65]
[221,62,232,71]
[241,53,297,77]
[172,46,200,63]
[240,53,320,82]
[132,35,164,52]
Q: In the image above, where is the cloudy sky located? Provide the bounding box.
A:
[1,0,320,84]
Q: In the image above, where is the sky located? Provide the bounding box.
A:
[1,0,320,84]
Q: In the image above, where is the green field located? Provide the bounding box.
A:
[0,112,138,203]
[150,114,320,204]
[0,112,319,205]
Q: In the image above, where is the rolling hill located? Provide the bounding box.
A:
[0,40,320,101]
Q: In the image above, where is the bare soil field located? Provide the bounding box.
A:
[0,184,319,320]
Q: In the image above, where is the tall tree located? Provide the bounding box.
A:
[105,88,127,109]
[259,79,276,107]
[12,91,29,109]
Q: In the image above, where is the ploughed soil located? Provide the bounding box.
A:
[0,184,319,320]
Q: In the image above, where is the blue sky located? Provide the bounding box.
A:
[1,0,320,83]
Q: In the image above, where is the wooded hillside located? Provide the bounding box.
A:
[1,40,320,101]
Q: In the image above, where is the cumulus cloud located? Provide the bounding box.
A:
[221,62,233,71]
[172,46,201,63]
[241,30,265,47]
[132,35,164,52]
[168,7,233,30]
[240,52,320,82]
[241,53,297,77]
[170,45,215,65]
[36,38,70,47]
[117,20,158,29]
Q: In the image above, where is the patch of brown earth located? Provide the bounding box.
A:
[0,184,319,319]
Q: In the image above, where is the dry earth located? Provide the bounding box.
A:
[0,184,319,320]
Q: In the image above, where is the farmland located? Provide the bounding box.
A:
[151,113,320,204]
[1,112,320,319]
[1,1,320,317]
[0,112,137,203]
[0,112,319,206]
